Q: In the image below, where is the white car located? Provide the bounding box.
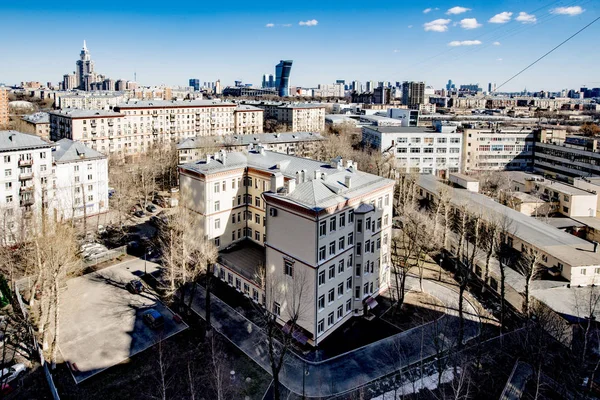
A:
[0,364,25,383]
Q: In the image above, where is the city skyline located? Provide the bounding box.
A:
[1,1,599,91]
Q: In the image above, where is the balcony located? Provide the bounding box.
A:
[18,158,33,167]
[90,122,97,128]
[19,171,33,180]
[20,198,34,207]
[108,121,114,127]
[19,186,34,194]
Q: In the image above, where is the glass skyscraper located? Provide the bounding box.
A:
[275,60,293,97]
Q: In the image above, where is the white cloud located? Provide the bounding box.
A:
[424,18,452,32]
[393,49,399,53]
[265,23,274,28]
[407,25,413,28]
[282,24,292,27]
[299,19,318,26]
[460,18,482,29]
[493,41,501,46]
[447,6,470,15]
[497,58,503,61]
[448,40,482,46]
[551,6,585,16]
[516,12,537,24]
[488,11,512,23]
[423,8,432,14]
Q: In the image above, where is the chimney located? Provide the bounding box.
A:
[287,178,296,193]
[594,241,599,253]
[219,149,227,163]
[206,154,211,164]
[345,159,353,169]
[270,172,284,192]
[345,176,352,188]
[314,169,321,180]
[296,170,302,184]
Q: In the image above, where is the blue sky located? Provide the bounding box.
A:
[1,0,598,91]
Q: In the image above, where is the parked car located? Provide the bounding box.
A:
[0,364,25,383]
[153,197,167,207]
[133,210,144,218]
[126,280,144,294]
[146,204,157,213]
[143,309,164,329]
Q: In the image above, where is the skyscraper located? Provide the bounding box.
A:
[268,74,274,89]
[76,40,95,90]
[402,81,425,107]
[189,79,200,91]
[275,60,293,97]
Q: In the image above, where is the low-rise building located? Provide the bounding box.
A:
[462,126,534,172]
[52,139,109,220]
[535,135,600,182]
[362,125,462,177]
[21,112,50,140]
[179,148,394,345]
[177,132,325,164]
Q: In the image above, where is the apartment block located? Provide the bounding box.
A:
[233,105,264,134]
[416,174,600,287]
[55,91,126,110]
[250,102,326,132]
[462,126,534,172]
[52,139,109,220]
[177,132,325,164]
[362,124,462,177]
[0,131,54,242]
[0,88,8,129]
[179,148,394,345]
[21,112,50,140]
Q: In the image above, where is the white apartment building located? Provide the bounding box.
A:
[0,131,54,243]
[234,105,264,134]
[52,139,109,220]
[55,91,126,110]
[249,102,326,133]
[463,126,534,173]
[50,100,263,156]
[362,125,463,177]
[179,148,394,345]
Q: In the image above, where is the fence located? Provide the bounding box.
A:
[14,282,60,400]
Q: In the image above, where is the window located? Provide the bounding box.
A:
[329,241,336,255]
[215,218,221,229]
[223,181,226,191]
[349,210,354,223]
[384,234,388,245]
[365,241,370,254]
[319,246,326,261]
[364,283,369,295]
[4,182,11,190]
[338,260,345,274]
[232,215,236,224]
[348,233,354,245]
[582,268,587,276]
[557,263,564,271]
[357,219,362,233]
[348,254,353,269]
[74,165,79,172]
[318,295,325,310]
[563,206,569,213]
[318,270,325,285]
[255,214,260,224]
[356,244,361,256]
[284,259,294,277]
[319,221,326,236]
[329,217,336,232]
[423,147,433,153]
[376,238,381,250]
[355,286,360,299]
[338,237,345,250]
[328,289,334,303]
[384,214,389,225]
[347,277,352,290]
[377,218,382,230]
[214,182,220,193]
[214,201,220,212]
[490,278,498,291]
[273,302,281,316]
[255,197,261,207]
[232,231,236,241]
[3,156,10,163]
[356,264,361,276]
[337,305,343,319]
[255,231,260,241]
[6,195,13,203]
[410,148,421,153]
[87,174,93,180]
[365,218,371,231]
[243,283,250,294]
[329,265,335,279]
[214,237,220,247]
[596,268,600,275]
[346,299,352,312]
[4,169,11,177]
[232,179,236,189]
[318,319,324,334]
[338,283,344,296]
[339,213,345,227]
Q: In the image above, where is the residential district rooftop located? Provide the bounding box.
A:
[53,138,106,163]
[218,239,265,282]
[115,99,236,108]
[176,132,325,150]
[49,109,124,118]
[417,174,600,267]
[180,148,394,210]
[505,171,595,197]
[22,112,49,124]
[0,131,53,152]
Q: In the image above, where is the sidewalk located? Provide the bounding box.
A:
[189,276,480,398]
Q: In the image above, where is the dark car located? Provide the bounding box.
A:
[146,204,157,213]
[143,309,164,329]
[133,210,144,218]
[125,279,144,294]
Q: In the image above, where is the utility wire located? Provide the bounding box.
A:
[495,15,600,92]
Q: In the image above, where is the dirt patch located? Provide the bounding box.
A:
[380,291,446,331]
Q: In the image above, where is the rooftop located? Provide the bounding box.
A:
[363,126,434,134]
[0,131,53,152]
[218,239,265,283]
[115,99,236,109]
[53,138,106,163]
[177,132,325,150]
[235,105,263,112]
[506,171,595,197]
[417,174,600,267]
[22,112,49,124]
[181,149,394,211]
[49,109,124,118]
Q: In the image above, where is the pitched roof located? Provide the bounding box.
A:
[0,131,53,152]
[53,138,106,162]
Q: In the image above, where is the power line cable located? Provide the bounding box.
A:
[494,15,600,92]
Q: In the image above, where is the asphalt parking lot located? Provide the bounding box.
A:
[59,258,187,383]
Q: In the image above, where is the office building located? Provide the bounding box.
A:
[401,81,425,107]
[189,79,200,91]
[179,148,394,345]
[535,135,600,182]
[52,139,109,220]
[362,124,462,177]
[0,88,8,129]
[275,60,293,97]
[462,126,534,173]
[177,131,325,164]
[386,109,419,127]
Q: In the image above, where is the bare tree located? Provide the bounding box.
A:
[494,216,517,332]
[516,250,543,318]
[205,334,235,400]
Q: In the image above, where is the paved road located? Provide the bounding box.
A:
[189,276,480,398]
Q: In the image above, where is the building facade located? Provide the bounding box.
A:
[21,113,50,140]
[233,105,264,135]
[535,135,600,182]
[179,149,394,345]
[0,88,8,129]
[275,60,293,97]
[52,139,109,220]
[402,81,425,107]
[362,125,463,177]
[462,127,534,173]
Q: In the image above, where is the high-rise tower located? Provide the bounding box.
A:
[75,40,95,90]
[275,60,293,97]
